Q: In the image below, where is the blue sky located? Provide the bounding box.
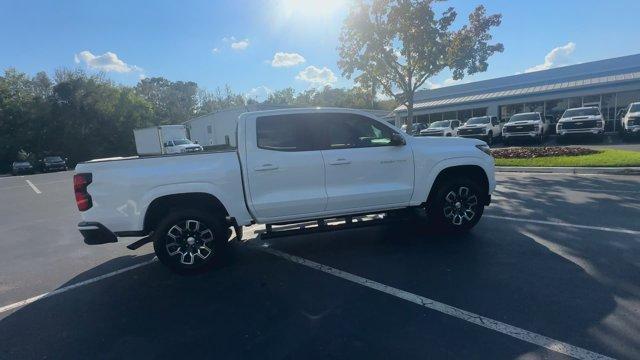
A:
[2,0,640,101]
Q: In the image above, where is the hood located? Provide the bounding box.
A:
[627,112,640,118]
[504,120,541,126]
[412,135,484,146]
[558,115,601,123]
[459,123,488,129]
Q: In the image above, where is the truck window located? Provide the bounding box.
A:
[256,115,314,151]
[325,113,395,149]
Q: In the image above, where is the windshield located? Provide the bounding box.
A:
[562,108,600,118]
[45,156,63,162]
[509,113,540,122]
[629,103,640,113]
[465,117,490,125]
[172,139,193,145]
[429,121,450,128]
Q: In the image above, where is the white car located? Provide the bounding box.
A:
[502,112,548,145]
[556,107,605,142]
[74,108,495,272]
[419,120,461,137]
[457,116,502,145]
[621,102,640,139]
[163,139,203,154]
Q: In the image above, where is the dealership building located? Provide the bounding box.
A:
[393,53,640,132]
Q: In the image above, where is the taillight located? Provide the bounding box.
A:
[74,173,93,211]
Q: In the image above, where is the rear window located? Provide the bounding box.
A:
[562,108,601,118]
[256,114,315,151]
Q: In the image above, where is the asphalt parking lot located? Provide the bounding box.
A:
[0,170,639,359]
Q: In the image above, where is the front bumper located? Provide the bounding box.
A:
[45,165,67,171]
[459,133,489,140]
[624,125,640,134]
[503,132,538,138]
[12,168,34,174]
[78,222,118,245]
[557,128,604,136]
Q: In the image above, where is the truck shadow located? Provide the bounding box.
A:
[0,220,636,359]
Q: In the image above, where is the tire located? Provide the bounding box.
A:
[425,177,485,233]
[152,209,229,274]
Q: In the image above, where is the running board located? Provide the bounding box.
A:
[126,236,152,250]
[257,213,403,239]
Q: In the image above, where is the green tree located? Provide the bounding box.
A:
[338,0,503,125]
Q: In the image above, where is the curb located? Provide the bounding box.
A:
[496,166,640,176]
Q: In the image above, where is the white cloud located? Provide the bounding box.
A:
[222,36,236,42]
[525,42,576,73]
[74,50,141,73]
[211,47,219,54]
[246,86,273,102]
[296,65,337,86]
[231,39,250,50]
[271,52,306,67]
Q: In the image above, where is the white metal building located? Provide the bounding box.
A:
[393,53,640,132]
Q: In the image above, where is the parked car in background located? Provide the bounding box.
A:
[11,161,34,175]
[400,123,428,135]
[419,120,460,137]
[163,139,203,154]
[457,116,501,145]
[40,156,68,172]
[621,102,640,139]
[502,112,548,145]
[556,107,605,142]
[75,108,495,273]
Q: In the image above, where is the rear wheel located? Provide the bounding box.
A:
[426,178,485,233]
[153,209,229,274]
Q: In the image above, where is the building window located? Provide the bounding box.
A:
[544,98,568,122]
[525,102,544,113]
[568,97,582,108]
[443,111,457,120]
[458,109,472,122]
[472,108,487,117]
[499,103,524,121]
[429,112,443,122]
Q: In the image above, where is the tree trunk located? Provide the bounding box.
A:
[405,98,414,127]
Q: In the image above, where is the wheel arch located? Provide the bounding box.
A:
[143,192,230,233]
[423,165,490,206]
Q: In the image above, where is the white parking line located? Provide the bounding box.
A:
[256,246,613,360]
[485,214,640,236]
[25,180,41,194]
[0,257,157,315]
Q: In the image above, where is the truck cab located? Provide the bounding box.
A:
[163,139,203,154]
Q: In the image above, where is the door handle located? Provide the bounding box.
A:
[254,163,279,171]
[329,158,351,165]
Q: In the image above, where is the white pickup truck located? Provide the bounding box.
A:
[75,108,495,272]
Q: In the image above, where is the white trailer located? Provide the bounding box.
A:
[133,125,193,155]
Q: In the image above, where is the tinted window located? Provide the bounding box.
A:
[257,114,315,151]
[466,117,490,125]
[562,108,601,118]
[325,113,395,149]
[509,113,540,122]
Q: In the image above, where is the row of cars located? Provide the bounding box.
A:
[402,102,640,145]
[11,156,68,176]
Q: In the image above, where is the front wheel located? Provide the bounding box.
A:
[153,209,229,274]
[426,178,485,233]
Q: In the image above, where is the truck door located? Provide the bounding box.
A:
[320,113,414,212]
[244,113,327,221]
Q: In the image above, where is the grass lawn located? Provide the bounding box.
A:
[494,149,640,167]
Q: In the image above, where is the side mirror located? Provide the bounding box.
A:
[390,132,406,146]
